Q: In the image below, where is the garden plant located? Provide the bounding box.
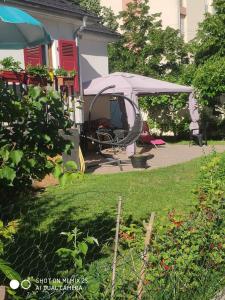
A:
[9,153,224,300]
[0,82,73,200]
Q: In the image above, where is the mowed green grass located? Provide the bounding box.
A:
[37,157,202,231]
[168,139,225,145]
[5,157,203,281]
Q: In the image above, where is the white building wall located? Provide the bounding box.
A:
[101,0,214,42]
[149,0,180,30]
[0,49,25,68]
[185,0,206,41]
[101,0,123,15]
[80,34,109,82]
[206,0,214,13]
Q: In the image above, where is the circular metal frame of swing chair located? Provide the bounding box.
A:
[85,85,143,149]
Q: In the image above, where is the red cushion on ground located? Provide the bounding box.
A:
[140,135,165,145]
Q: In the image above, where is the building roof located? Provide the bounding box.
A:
[1,0,120,38]
[85,24,120,39]
[2,0,99,19]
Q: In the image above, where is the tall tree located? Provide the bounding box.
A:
[73,0,102,15]
[192,0,225,104]
[73,0,118,31]
[109,0,188,80]
[108,0,189,136]
[194,0,225,66]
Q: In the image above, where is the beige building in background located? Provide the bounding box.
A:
[101,0,214,42]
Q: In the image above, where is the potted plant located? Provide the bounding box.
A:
[0,56,26,83]
[54,68,77,87]
[26,64,51,86]
[54,68,68,86]
[130,153,149,168]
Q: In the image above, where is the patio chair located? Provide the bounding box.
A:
[92,129,123,171]
[139,121,166,148]
[96,129,116,152]
[189,122,208,147]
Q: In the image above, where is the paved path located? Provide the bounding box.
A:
[86,144,225,175]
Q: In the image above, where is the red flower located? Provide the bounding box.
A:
[218,243,222,249]
[119,231,134,241]
[161,259,173,271]
[172,221,184,228]
[168,210,175,221]
[143,280,150,285]
[164,265,170,271]
[210,243,214,249]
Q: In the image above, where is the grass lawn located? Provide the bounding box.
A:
[5,157,203,281]
[41,156,202,229]
[165,138,225,145]
[173,140,225,145]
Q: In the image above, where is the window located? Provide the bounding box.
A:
[180,15,185,37]
[24,45,46,66]
[58,40,77,71]
[58,39,79,92]
[205,1,209,12]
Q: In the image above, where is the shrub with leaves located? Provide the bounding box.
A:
[0,220,20,282]
[25,227,99,299]
[188,0,225,137]
[91,153,224,300]
[193,57,225,105]
[139,93,190,137]
[26,64,50,79]
[0,83,73,199]
[146,152,225,300]
[54,68,68,77]
[56,227,99,275]
[0,57,21,72]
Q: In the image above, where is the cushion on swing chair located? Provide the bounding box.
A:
[140,121,165,146]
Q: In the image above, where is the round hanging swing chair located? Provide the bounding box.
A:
[84,85,143,148]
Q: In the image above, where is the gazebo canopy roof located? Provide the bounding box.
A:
[83,72,193,96]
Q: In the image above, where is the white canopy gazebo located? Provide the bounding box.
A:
[83,72,193,155]
[83,72,193,97]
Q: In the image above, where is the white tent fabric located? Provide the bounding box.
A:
[83,72,193,96]
[188,92,200,135]
[188,93,200,122]
[83,72,193,155]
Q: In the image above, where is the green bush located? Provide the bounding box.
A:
[26,64,50,79]
[193,57,225,105]
[0,57,21,72]
[54,68,77,77]
[139,94,190,137]
[78,153,224,300]
[0,83,73,200]
[12,153,224,300]
[25,227,99,300]
[0,220,20,282]
[54,67,68,77]
[146,152,225,300]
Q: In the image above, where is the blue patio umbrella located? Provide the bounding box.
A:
[0,5,51,49]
